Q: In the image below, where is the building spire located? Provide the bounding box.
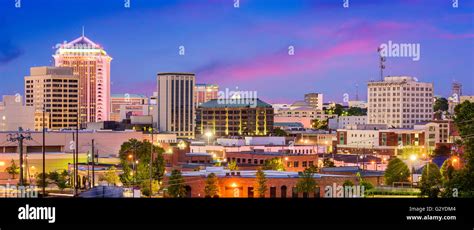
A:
[82,26,85,37]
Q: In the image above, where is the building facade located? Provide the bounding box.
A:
[24,66,79,130]
[328,115,367,130]
[157,73,195,138]
[0,95,35,131]
[53,35,112,124]
[194,84,218,108]
[195,99,274,137]
[110,93,148,122]
[367,76,433,128]
[304,93,323,110]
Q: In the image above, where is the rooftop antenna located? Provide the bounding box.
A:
[377,47,386,81]
[355,83,359,101]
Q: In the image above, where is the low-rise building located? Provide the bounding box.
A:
[0,95,35,131]
[328,116,367,130]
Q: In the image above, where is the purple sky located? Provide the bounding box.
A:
[0,0,473,103]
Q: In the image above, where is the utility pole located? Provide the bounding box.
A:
[75,110,79,195]
[91,139,95,188]
[7,127,32,186]
[42,106,46,196]
[149,105,154,198]
[72,132,76,195]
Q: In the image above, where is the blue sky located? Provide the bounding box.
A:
[0,0,473,103]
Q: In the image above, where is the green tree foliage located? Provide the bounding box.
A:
[5,159,19,179]
[227,160,239,171]
[440,159,455,183]
[444,101,474,197]
[141,180,160,197]
[272,127,288,136]
[204,173,220,198]
[433,97,449,112]
[35,172,49,188]
[101,166,120,186]
[255,169,267,198]
[118,139,165,187]
[433,145,451,157]
[311,119,328,130]
[167,169,187,198]
[262,157,285,171]
[384,158,410,186]
[346,107,367,116]
[419,163,442,198]
[48,170,70,191]
[323,158,335,167]
[296,168,318,194]
[306,164,318,173]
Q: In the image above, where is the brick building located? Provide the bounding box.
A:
[163,167,381,198]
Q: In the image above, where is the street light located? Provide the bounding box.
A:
[205,131,213,145]
[409,154,417,186]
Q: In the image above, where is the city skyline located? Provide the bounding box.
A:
[0,0,473,104]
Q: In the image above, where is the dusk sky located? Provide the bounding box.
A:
[0,0,473,103]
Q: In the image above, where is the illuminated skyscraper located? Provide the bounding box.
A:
[53,33,112,125]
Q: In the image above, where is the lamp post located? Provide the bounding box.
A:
[409,154,417,186]
[205,131,213,145]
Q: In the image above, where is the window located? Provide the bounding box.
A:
[281,186,287,198]
[247,187,254,198]
[293,161,299,167]
[292,187,298,198]
[270,187,276,198]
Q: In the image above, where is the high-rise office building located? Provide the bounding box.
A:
[24,66,79,130]
[53,34,112,125]
[304,93,323,110]
[194,84,218,107]
[157,73,195,138]
[367,76,433,128]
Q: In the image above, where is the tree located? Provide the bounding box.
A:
[433,97,448,112]
[347,107,367,116]
[333,104,344,116]
[152,151,166,182]
[343,180,354,187]
[262,157,285,171]
[323,158,335,167]
[272,127,287,136]
[384,158,410,186]
[311,119,328,130]
[255,169,267,198]
[48,170,70,191]
[296,168,318,196]
[102,166,120,186]
[118,139,165,187]
[419,163,442,198]
[204,173,220,198]
[440,159,455,183]
[227,160,239,171]
[5,159,19,179]
[141,180,160,197]
[444,101,474,197]
[433,145,451,157]
[306,164,318,173]
[167,169,187,198]
[35,172,49,188]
